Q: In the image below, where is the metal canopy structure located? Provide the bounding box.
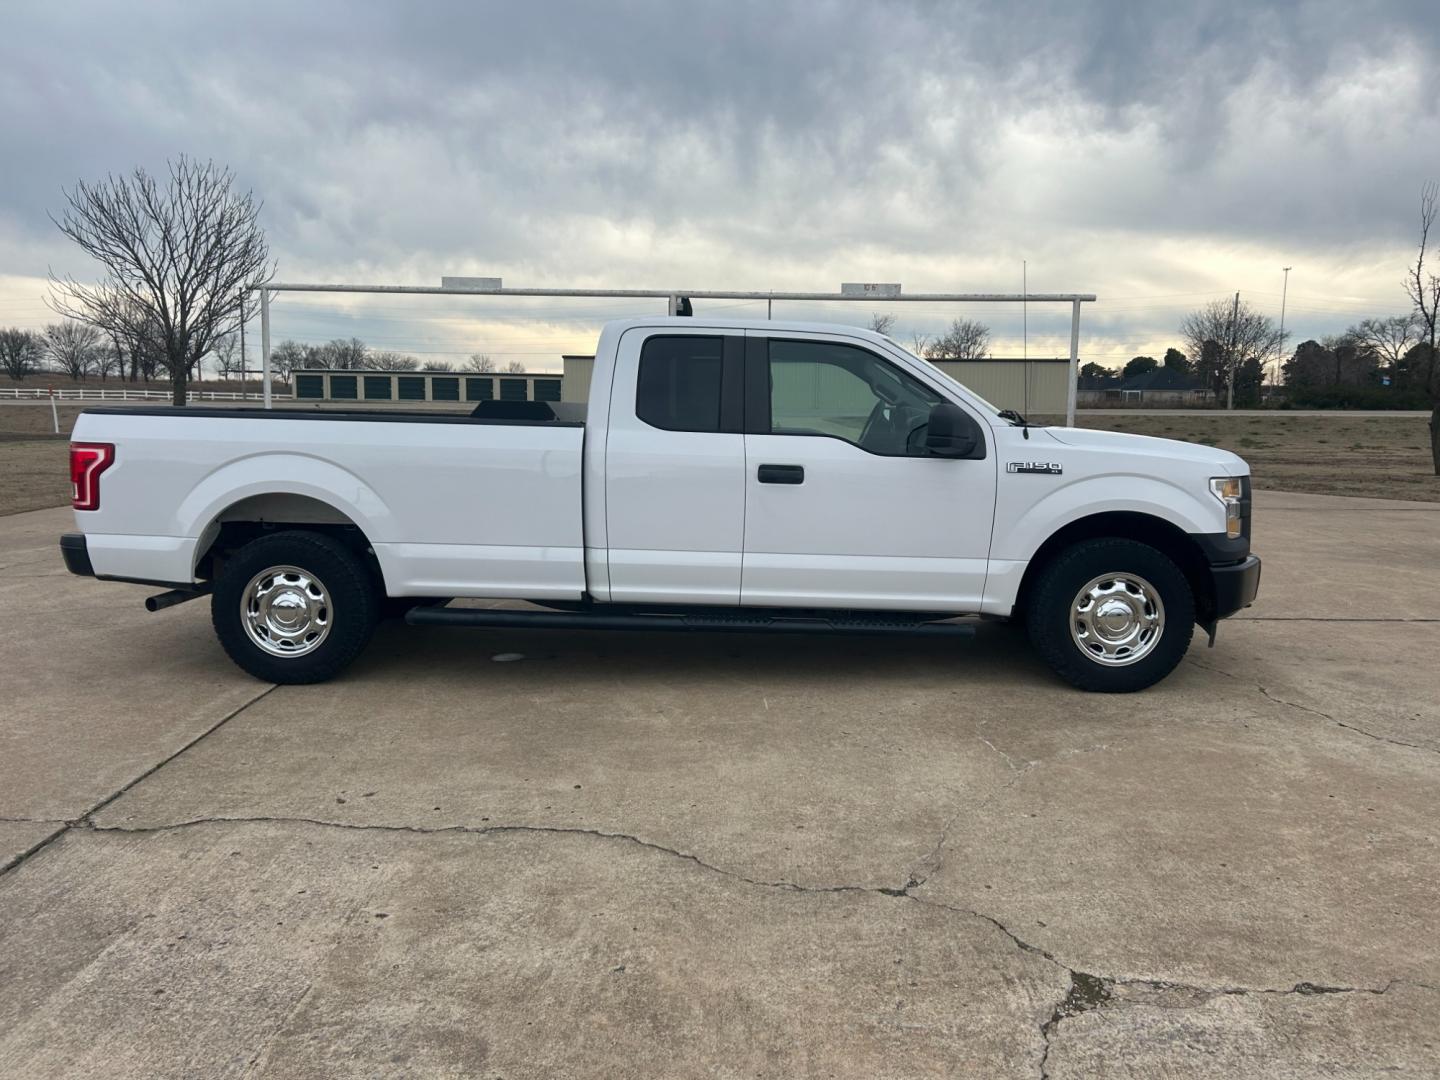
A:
[252,282,1098,423]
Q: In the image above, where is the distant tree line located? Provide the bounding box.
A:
[0,324,531,384]
[1,320,169,382]
[264,341,527,379]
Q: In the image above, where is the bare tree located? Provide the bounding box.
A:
[107,296,165,381]
[1180,298,1285,408]
[92,345,123,381]
[268,340,306,382]
[420,360,455,372]
[1350,314,1421,371]
[868,313,896,336]
[320,337,368,370]
[467,352,495,372]
[0,329,44,380]
[370,349,418,371]
[1405,181,1440,473]
[211,332,243,380]
[505,360,526,373]
[44,321,103,380]
[910,332,931,357]
[49,156,273,405]
[922,318,991,361]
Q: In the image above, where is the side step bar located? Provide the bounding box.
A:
[405,606,976,638]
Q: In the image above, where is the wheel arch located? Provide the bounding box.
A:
[177,454,395,587]
[192,492,384,590]
[1012,511,1216,627]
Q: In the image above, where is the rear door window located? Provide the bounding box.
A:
[636,336,726,432]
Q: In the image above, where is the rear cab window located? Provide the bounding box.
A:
[635,335,742,433]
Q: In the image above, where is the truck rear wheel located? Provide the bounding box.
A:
[212,530,379,684]
[1024,538,1194,692]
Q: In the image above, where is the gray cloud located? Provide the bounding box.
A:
[1,0,1436,362]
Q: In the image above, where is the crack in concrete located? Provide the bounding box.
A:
[0,684,278,880]
[899,728,1036,890]
[1253,685,1434,754]
[1032,970,1428,1079]
[0,823,68,877]
[48,807,1440,1080]
[92,812,917,897]
[1039,971,1112,1079]
[89,812,1432,1001]
[1187,656,1437,756]
[974,726,1027,775]
[904,733,1117,894]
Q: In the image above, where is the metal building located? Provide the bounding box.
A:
[293,369,564,405]
[927,359,1073,417]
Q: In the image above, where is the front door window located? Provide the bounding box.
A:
[768,339,942,456]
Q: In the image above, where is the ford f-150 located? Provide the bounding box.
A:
[60,317,1260,691]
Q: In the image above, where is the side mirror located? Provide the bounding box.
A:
[925,402,981,458]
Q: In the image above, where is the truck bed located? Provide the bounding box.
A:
[70,406,588,598]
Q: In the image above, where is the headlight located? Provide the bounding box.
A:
[1210,477,1243,539]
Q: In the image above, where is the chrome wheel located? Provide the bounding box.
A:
[240,565,332,658]
[1070,572,1165,667]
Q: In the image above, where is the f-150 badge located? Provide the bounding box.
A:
[1007,462,1063,474]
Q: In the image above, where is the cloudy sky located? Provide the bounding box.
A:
[2,0,1437,373]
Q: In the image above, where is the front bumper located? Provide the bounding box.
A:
[1211,555,1261,620]
[60,533,94,577]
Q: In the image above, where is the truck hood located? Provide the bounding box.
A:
[1042,426,1248,473]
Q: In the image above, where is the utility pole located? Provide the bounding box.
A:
[1022,260,1028,361]
[1276,266,1291,388]
[1226,290,1240,410]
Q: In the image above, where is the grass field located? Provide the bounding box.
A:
[1074,412,1439,503]
[1,405,1435,517]
[0,436,68,516]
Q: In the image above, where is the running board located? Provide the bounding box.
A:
[404,606,976,638]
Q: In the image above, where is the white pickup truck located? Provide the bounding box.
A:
[61,317,1259,692]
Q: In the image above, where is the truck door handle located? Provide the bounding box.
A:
[757,464,805,484]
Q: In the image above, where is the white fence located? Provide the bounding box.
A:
[0,387,293,402]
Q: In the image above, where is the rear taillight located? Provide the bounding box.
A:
[70,442,114,511]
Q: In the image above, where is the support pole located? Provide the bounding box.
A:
[238,294,246,400]
[260,289,272,410]
[1066,299,1081,427]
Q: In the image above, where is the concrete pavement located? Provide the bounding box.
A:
[1,493,1437,1077]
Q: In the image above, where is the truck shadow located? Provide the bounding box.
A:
[354,616,1054,689]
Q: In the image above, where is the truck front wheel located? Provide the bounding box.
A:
[212,530,380,684]
[1024,538,1194,692]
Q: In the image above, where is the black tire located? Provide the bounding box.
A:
[211,530,380,684]
[1024,538,1194,693]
